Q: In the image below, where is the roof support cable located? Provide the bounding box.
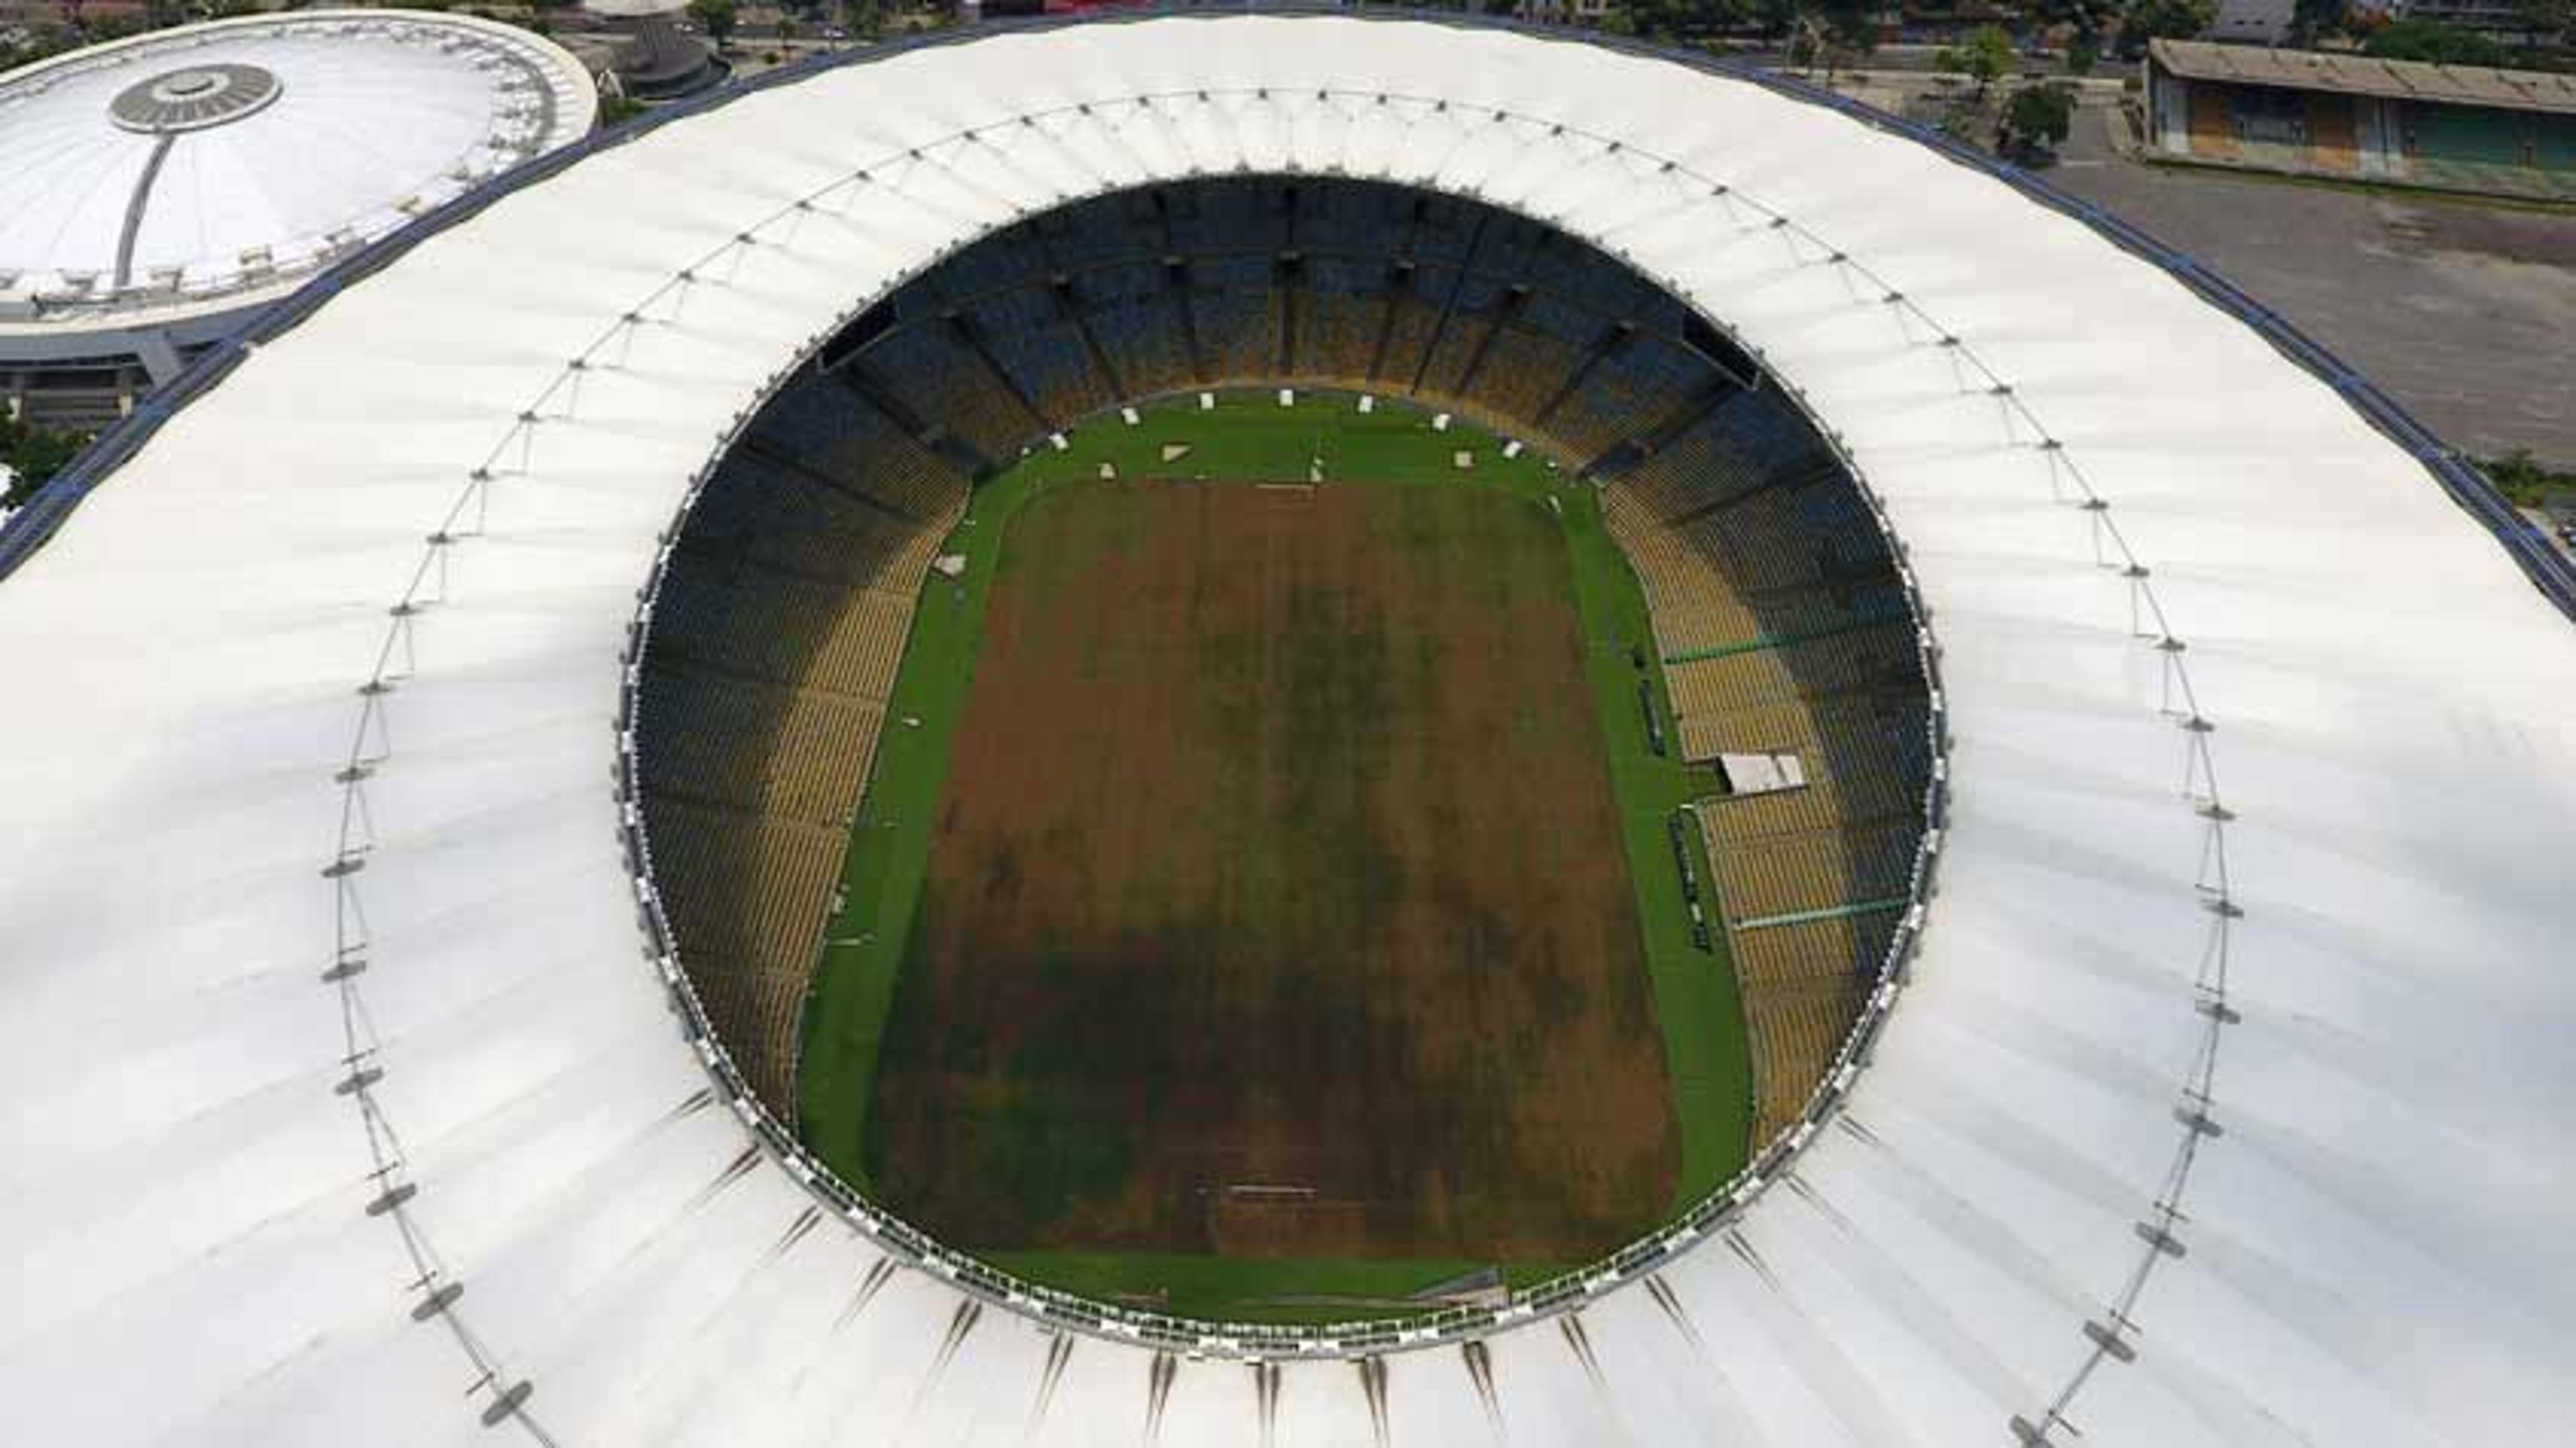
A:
[2079,497,2114,569]
[303,189,792,1444]
[1819,250,1862,303]
[511,411,541,476]
[2122,564,2155,639]
[781,196,816,250]
[614,311,647,369]
[1822,172,2241,1448]
[2196,802,2235,902]
[1881,290,1921,346]
[560,358,590,421]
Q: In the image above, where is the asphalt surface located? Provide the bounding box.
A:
[2043,98,2576,469]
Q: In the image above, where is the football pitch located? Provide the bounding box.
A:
[798,393,1751,1321]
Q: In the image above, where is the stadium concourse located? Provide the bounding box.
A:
[2,11,2573,1447]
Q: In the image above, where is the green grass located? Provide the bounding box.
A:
[797,390,1753,1319]
[1552,468,1757,1208]
[2483,450,2576,511]
[793,459,1046,1184]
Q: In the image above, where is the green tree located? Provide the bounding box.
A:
[2067,34,2098,74]
[2481,450,2576,508]
[1815,0,1881,52]
[2115,0,2214,58]
[2031,0,2116,50]
[2000,81,2076,158]
[2291,0,2351,44]
[1610,0,1686,38]
[1938,23,2016,97]
[1,416,87,508]
[2517,0,2574,44]
[1786,0,1881,82]
[2364,17,2509,64]
[1608,0,1760,39]
[688,0,739,51]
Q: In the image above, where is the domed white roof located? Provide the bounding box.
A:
[0,13,2571,1446]
[0,9,594,327]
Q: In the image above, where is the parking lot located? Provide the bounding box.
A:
[2046,98,2576,472]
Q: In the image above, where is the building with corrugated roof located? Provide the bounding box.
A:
[2145,37,2576,199]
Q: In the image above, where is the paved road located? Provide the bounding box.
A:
[2043,99,2576,469]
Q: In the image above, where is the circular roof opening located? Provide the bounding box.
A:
[109,63,284,135]
[636,174,1936,1335]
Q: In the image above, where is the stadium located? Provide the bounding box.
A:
[3,10,2574,1445]
[0,9,596,427]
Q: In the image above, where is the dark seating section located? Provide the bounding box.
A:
[635,176,1930,1145]
[809,178,1731,457]
[635,378,969,1115]
[1603,380,1928,1147]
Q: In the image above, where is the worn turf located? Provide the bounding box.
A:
[798,395,1752,1318]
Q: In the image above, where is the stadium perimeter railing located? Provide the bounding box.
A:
[9,0,2566,1386]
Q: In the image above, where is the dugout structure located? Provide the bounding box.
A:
[1,12,2572,1447]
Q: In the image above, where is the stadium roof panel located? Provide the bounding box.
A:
[1,13,2572,1445]
[0,9,596,329]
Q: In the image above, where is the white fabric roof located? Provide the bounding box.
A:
[3,15,2573,1445]
[0,10,594,325]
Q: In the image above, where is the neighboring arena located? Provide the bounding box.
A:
[2,11,2573,1446]
[0,9,596,426]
